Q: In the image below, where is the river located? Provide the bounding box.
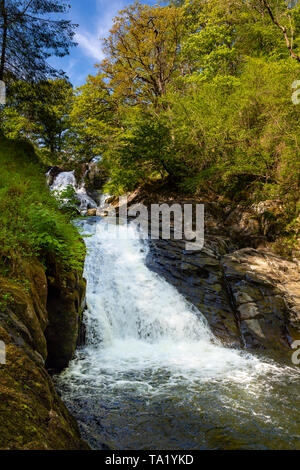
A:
[55,217,300,450]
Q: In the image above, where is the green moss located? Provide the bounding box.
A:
[0,136,85,281]
[0,139,88,448]
[0,326,89,449]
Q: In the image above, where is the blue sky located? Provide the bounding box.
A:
[49,0,157,88]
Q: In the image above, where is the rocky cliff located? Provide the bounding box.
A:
[0,255,88,450]
[0,137,89,450]
[148,239,300,350]
[114,189,300,351]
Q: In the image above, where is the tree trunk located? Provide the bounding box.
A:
[0,0,8,81]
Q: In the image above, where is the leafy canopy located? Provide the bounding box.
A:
[0,0,77,81]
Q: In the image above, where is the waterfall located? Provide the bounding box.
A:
[56,218,299,450]
[48,169,97,214]
[74,220,266,375]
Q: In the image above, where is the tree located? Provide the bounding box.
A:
[180,0,239,81]
[100,2,185,107]
[0,0,77,82]
[252,0,300,62]
[180,0,300,80]
[69,74,116,162]
[57,0,299,223]
[101,106,186,194]
[1,78,73,159]
[180,0,295,83]
[168,0,185,6]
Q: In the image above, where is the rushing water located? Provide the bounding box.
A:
[48,170,97,213]
[56,217,300,450]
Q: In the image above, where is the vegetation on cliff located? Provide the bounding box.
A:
[0,136,85,282]
[0,137,87,449]
[0,1,90,450]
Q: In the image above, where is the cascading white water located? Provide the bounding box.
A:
[98,192,111,210]
[80,220,263,378]
[49,170,97,213]
[56,218,300,450]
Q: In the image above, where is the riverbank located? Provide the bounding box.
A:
[0,138,88,449]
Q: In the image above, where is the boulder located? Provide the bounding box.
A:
[147,235,241,347]
[222,248,300,349]
[86,208,97,217]
[45,262,86,372]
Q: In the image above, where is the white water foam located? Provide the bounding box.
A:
[61,219,286,391]
[49,170,97,214]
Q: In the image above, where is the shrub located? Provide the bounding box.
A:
[0,137,85,279]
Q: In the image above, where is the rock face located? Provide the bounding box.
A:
[45,270,86,371]
[147,237,241,347]
[84,162,108,191]
[222,249,300,349]
[119,191,300,351]
[0,259,88,450]
[148,236,300,350]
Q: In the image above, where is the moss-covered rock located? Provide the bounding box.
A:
[0,137,88,449]
[45,265,86,372]
[0,259,88,450]
[0,324,88,449]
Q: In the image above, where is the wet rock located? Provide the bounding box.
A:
[238,302,260,320]
[85,162,108,190]
[222,249,300,349]
[46,166,64,186]
[86,208,97,216]
[45,267,86,372]
[136,196,300,351]
[225,206,260,238]
[86,189,102,206]
[147,237,241,347]
[0,258,88,450]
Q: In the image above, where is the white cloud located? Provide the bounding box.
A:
[75,31,104,61]
[75,0,125,62]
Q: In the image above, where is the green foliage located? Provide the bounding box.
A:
[68,74,115,163]
[1,0,299,255]
[162,58,300,201]
[0,79,73,162]
[0,137,85,279]
[52,184,80,217]
[0,0,77,82]
[100,2,185,106]
[68,0,299,252]
[102,107,186,194]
